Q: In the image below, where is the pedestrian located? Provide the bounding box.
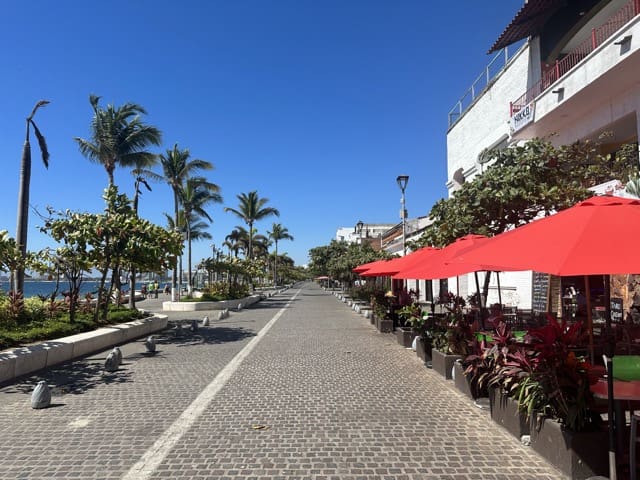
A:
[154,281,159,298]
[164,283,170,295]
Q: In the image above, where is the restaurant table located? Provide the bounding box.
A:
[591,377,640,462]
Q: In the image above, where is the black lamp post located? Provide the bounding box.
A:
[356,220,364,244]
[396,175,409,254]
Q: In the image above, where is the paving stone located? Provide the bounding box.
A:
[0,285,566,479]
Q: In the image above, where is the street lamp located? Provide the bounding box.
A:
[396,175,409,255]
[355,220,364,244]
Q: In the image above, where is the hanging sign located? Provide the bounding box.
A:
[510,101,535,133]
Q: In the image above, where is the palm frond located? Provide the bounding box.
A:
[30,120,50,168]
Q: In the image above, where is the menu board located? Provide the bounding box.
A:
[610,297,623,323]
[531,272,550,313]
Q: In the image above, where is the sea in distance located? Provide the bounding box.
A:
[0,280,166,299]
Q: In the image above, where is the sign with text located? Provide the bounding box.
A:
[610,297,623,323]
[510,101,535,133]
[531,271,550,313]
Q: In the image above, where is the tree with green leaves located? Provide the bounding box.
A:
[14,100,50,295]
[267,223,294,286]
[75,95,161,187]
[413,136,638,303]
[179,177,222,294]
[157,144,214,299]
[224,191,279,261]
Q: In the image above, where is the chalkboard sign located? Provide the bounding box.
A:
[610,297,623,323]
[531,272,550,313]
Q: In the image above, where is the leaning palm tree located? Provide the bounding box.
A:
[224,191,279,261]
[14,100,50,294]
[127,159,162,308]
[75,95,161,316]
[157,144,213,299]
[75,95,161,186]
[180,177,222,294]
[267,223,294,286]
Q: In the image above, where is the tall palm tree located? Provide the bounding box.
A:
[268,223,294,286]
[127,159,162,308]
[180,177,222,294]
[224,229,245,258]
[14,100,50,294]
[75,95,161,186]
[224,191,279,260]
[75,95,161,314]
[157,144,213,299]
[165,212,212,289]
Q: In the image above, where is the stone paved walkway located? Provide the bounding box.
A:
[0,283,566,479]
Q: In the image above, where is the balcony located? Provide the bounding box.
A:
[510,0,640,116]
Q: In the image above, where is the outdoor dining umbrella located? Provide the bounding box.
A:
[446,195,640,480]
[352,259,388,274]
[359,247,440,277]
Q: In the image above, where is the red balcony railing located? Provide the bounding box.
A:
[510,0,639,116]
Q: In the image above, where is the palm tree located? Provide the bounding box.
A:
[127,159,162,308]
[75,95,161,315]
[268,223,294,286]
[75,95,161,186]
[180,177,222,294]
[165,212,212,290]
[157,144,213,299]
[224,229,245,258]
[14,100,50,294]
[224,191,279,260]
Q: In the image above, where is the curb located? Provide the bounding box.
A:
[161,293,265,312]
[0,314,168,385]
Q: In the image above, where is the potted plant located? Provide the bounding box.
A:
[431,292,473,379]
[465,316,608,478]
[396,303,422,348]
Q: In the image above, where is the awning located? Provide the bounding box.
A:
[489,0,563,53]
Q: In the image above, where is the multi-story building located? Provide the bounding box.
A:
[444,0,640,314]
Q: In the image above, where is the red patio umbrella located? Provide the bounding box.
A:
[352,259,387,274]
[392,234,492,280]
[359,247,440,277]
[446,195,640,480]
[449,195,640,276]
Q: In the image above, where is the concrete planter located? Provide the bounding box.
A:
[416,337,432,365]
[431,349,462,380]
[530,415,608,479]
[374,314,393,333]
[395,327,415,348]
[453,360,475,399]
[489,387,530,439]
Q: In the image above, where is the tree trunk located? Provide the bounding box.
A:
[14,132,31,295]
[187,226,192,295]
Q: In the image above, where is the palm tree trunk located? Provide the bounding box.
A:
[274,241,278,286]
[187,225,193,296]
[14,129,31,294]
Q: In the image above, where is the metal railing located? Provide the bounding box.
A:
[447,45,521,128]
[510,0,639,115]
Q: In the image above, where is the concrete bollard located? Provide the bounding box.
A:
[112,346,123,366]
[202,315,210,326]
[31,380,51,409]
[144,335,156,353]
[104,351,119,372]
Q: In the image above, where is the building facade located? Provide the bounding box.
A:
[445,0,640,311]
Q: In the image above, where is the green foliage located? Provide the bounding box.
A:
[198,281,250,301]
[416,137,638,248]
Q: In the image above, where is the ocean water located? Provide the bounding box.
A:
[0,281,160,299]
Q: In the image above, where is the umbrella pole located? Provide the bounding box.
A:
[585,275,595,364]
[605,355,617,480]
[496,271,502,306]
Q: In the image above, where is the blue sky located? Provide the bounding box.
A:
[0,0,523,267]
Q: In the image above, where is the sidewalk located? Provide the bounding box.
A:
[0,283,565,479]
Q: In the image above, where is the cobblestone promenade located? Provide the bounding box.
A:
[0,282,565,479]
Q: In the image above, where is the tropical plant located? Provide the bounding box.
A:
[14,100,50,295]
[179,177,222,294]
[157,144,213,296]
[268,223,294,286]
[225,191,280,261]
[75,95,161,186]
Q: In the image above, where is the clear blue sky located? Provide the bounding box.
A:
[0,0,523,267]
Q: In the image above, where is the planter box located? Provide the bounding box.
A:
[396,327,415,348]
[416,337,432,365]
[530,416,608,479]
[489,387,530,439]
[375,315,393,333]
[453,361,475,399]
[431,349,462,379]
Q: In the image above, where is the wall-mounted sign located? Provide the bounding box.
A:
[510,101,535,133]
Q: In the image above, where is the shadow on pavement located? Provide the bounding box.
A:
[1,361,135,397]
[154,324,256,347]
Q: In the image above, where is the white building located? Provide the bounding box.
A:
[444,0,640,313]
